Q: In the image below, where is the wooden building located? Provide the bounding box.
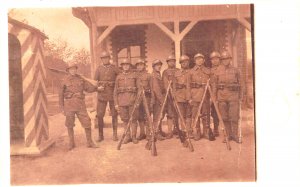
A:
[72,5,252,104]
[8,17,54,155]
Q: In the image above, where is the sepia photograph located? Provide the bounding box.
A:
[7,4,255,185]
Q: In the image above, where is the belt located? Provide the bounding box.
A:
[64,92,85,99]
[98,81,115,87]
[217,84,240,91]
[176,84,186,89]
[190,82,205,88]
[117,87,137,93]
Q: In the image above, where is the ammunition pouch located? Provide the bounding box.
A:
[217,84,240,91]
[190,82,205,89]
[98,81,115,87]
[176,83,186,89]
[64,92,85,99]
[117,87,137,93]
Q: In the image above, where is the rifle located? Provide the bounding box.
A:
[117,91,143,150]
[47,67,99,87]
[191,79,210,129]
[145,81,171,151]
[207,85,231,150]
[238,101,243,143]
[140,89,157,156]
[169,87,194,152]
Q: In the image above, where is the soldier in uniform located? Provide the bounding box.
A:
[213,51,243,143]
[209,51,224,136]
[94,51,120,142]
[59,63,98,150]
[188,53,214,141]
[135,59,152,140]
[162,55,180,139]
[114,59,140,144]
[173,55,192,137]
[151,59,166,141]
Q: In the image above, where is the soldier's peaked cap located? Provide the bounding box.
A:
[120,58,131,65]
[194,53,205,59]
[166,55,176,62]
[152,59,163,67]
[209,51,221,59]
[220,51,232,59]
[100,51,110,58]
[179,55,190,63]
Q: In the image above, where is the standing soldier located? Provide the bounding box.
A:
[151,59,166,141]
[188,53,214,141]
[209,51,224,137]
[59,62,98,150]
[135,59,152,140]
[162,55,180,139]
[94,51,120,142]
[172,55,192,138]
[114,59,140,144]
[213,51,243,143]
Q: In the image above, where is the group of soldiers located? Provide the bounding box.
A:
[59,50,243,150]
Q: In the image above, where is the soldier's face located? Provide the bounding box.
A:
[122,64,130,71]
[222,58,231,66]
[137,63,145,71]
[68,67,77,76]
[180,60,189,69]
[101,57,110,65]
[154,64,162,72]
[195,57,205,66]
[167,60,176,68]
[211,57,220,66]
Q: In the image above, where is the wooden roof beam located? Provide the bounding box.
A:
[96,24,116,46]
[178,20,198,40]
[237,17,251,31]
[154,22,176,41]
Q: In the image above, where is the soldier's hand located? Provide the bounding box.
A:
[97,86,105,92]
[188,100,193,105]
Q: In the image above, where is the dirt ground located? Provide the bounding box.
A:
[10,109,255,185]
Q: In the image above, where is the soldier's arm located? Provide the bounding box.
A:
[237,69,244,100]
[58,80,65,109]
[113,76,119,107]
[162,70,168,90]
[83,79,97,93]
[93,67,99,81]
[186,72,192,102]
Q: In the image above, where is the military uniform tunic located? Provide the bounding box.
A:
[94,64,120,118]
[136,70,152,122]
[189,65,211,127]
[114,70,140,122]
[151,70,165,123]
[59,74,96,128]
[162,67,179,119]
[213,64,242,139]
[173,69,191,119]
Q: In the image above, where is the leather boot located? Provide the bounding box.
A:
[213,120,219,137]
[231,121,241,143]
[172,118,179,135]
[85,128,99,148]
[67,128,75,150]
[112,116,118,141]
[123,122,132,144]
[193,120,201,141]
[131,122,139,144]
[186,118,193,139]
[137,121,146,140]
[145,123,151,140]
[222,121,232,143]
[97,117,104,142]
[166,119,173,139]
